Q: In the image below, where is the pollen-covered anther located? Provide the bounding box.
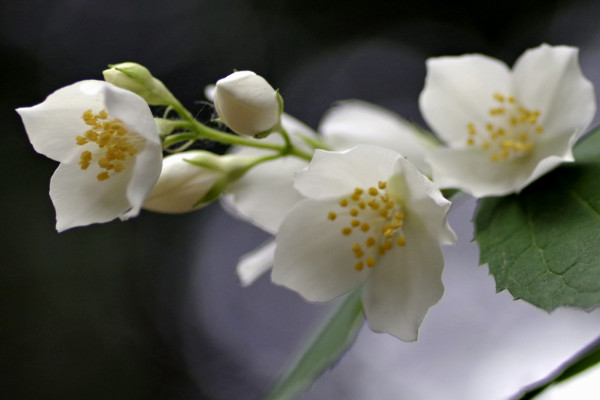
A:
[327,180,408,271]
[465,93,543,162]
[76,109,143,181]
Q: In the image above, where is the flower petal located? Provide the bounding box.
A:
[272,198,369,302]
[16,80,107,163]
[222,156,307,234]
[426,146,559,197]
[220,113,317,233]
[362,216,445,341]
[294,145,401,200]
[319,100,435,175]
[394,156,456,245]
[50,162,132,232]
[419,55,511,146]
[236,239,276,287]
[513,44,595,142]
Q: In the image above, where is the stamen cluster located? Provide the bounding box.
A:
[76,109,141,181]
[327,180,406,271]
[466,92,544,162]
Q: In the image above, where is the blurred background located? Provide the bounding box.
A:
[3,0,600,399]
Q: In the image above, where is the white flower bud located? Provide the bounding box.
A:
[143,151,259,213]
[213,71,281,137]
[143,151,222,213]
[103,62,176,106]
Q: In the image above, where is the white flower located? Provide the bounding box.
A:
[224,101,437,286]
[272,145,456,341]
[213,71,281,137]
[419,44,596,197]
[17,80,162,231]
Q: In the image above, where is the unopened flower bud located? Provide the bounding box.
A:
[213,71,281,137]
[143,151,258,213]
[103,62,176,106]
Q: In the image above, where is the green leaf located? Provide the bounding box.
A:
[475,127,600,310]
[264,289,364,400]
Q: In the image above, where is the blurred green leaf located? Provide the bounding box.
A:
[515,335,600,399]
[264,289,363,400]
[475,127,600,310]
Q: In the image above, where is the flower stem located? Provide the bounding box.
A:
[166,99,313,161]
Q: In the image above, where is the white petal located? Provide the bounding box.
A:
[272,198,369,302]
[100,83,162,219]
[236,239,276,287]
[16,80,107,163]
[221,113,316,233]
[294,145,401,200]
[221,156,306,234]
[513,44,595,142]
[426,147,558,197]
[419,55,511,146]
[319,100,435,175]
[362,217,445,341]
[103,82,162,146]
[394,157,456,245]
[50,162,132,232]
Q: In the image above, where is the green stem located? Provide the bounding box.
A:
[166,99,312,161]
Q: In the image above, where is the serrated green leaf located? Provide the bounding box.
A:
[475,128,600,310]
[264,289,363,400]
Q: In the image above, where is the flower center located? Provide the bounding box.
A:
[466,92,544,162]
[76,109,143,181]
[326,180,406,271]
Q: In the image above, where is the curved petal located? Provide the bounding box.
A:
[50,162,132,232]
[221,156,307,234]
[122,140,163,219]
[236,239,276,287]
[294,146,401,200]
[272,198,369,302]
[319,100,435,175]
[513,44,596,142]
[426,146,560,197]
[101,82,163,219]
[103,82,162,146]
[16,80,106,163]
[362,216,445,341]
[394,157,456,245]
[419,55,511,146]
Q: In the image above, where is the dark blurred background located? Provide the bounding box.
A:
[3,0,600,399]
